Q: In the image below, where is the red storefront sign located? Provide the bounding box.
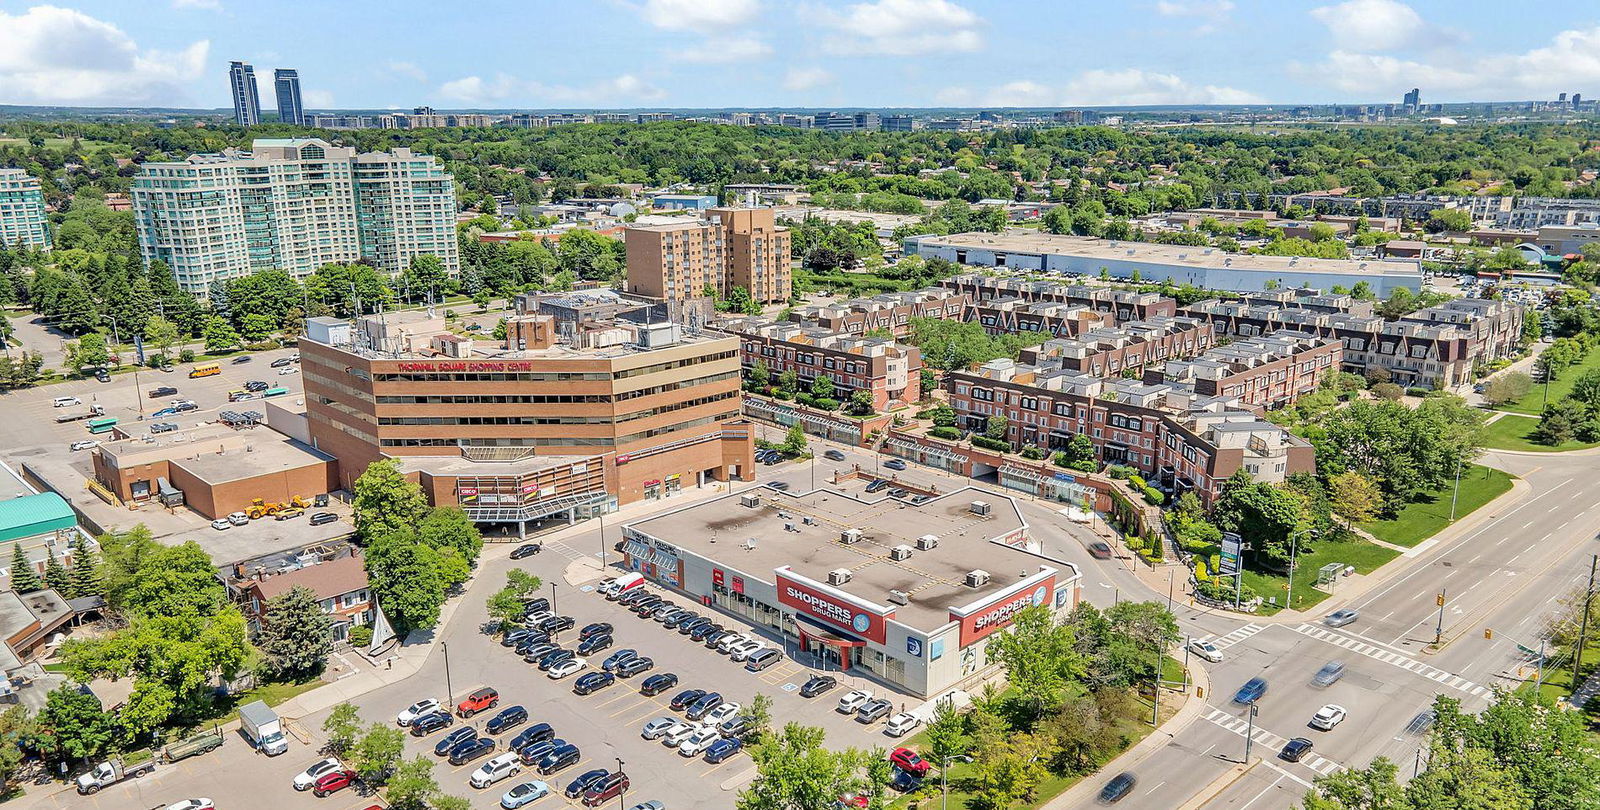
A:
[775,568,892,644]
[952,576,1055,647]
[731,576,744,594]
[458,487,478,503]
[712,569,724,588]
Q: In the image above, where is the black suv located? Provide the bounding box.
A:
[639,673,678,696]
[576,633,614,656]
[509,722,555,751]
[409,710,454,737]
[579,622,612,641]
[669,688,707,711]
[538,615,576,634]
[573,671,615,696]
[615,656,654,678]
[447,736,495,766]
[485,705,529,735]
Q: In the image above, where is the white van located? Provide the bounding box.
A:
[602,572,646,599]
[52,397,80,408]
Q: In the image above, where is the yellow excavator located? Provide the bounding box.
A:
[246,498,283,519]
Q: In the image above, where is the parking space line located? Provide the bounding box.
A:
[607,696,657,718]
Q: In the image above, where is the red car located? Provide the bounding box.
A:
[311,769,357,797]
[457,686,499,718]
[581,771,630,806]
[889,747,930,777]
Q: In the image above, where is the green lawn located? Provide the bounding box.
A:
[1360,464,1514,547]
[1241,535,1400,614]
[1497,348,1600,416]
[203,678,322,726]
[1481,414,1600,453]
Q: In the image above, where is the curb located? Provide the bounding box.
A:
[1176,758,1259,810]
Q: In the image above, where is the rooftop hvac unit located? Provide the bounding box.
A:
[965,570,991,588]
[916,534,939,550]
[969,500,991,516]
[739,493,760,508]
[840,528,864,545]
[887,589,909,606]
[889,545,913,561]
[828,568,853,586]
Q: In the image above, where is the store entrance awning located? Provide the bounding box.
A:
[795,615,866,647]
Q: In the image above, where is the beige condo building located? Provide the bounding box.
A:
[625,207,791,307]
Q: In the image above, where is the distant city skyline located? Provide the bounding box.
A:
[2,1,1600,109]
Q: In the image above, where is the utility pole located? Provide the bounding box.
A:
[1433,588,1448,646]
[1448,456,1463,522]
[1572,554,1598,691]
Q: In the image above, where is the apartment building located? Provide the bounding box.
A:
[939,274,1178,322]
[1015,317,1214,379]
[968,299,1115,340]
[228,61,261,126]
[273,69,304,126]
[0,169,50,250]
[786,288,969,338]
[1157,330,1342,410]
[132,138,458,292]
[947,360,1313,504]
[625,207,791,306]
[717,316,923,411]
[298,300,754,533]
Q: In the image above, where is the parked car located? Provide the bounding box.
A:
[716,715,751,739]
[837,690,874,714]
[564,769,610,800]
[703,737,743,764]
[864,479,890,493]
[538,615,576,634]
[765,481,791,491]
[689,622,722,641]
[1098,772,1138,804]
[501,630,535,649]
[884,458,907,470]
[521,597,552,614]
[856,699,893,724]
[685,692,724,721]
[510,543,541,559]
[728,638,764,661]
[885,713,920,737]
[522,643,560,664]
[70,440,100,451]
[887,487,908,499]
[661,722,703,747]
[509,724,555,752]
[1406,710,1437,736]
[1187,639,1223,663]
[702,629,733,649]
[640,716,678,740]
[433,727,476,757]
[704,702,742,726]
[678,617,712,635]
[227,512,249,525]
[1232,677,1268,705]
[409,711,454,737]
[669,689,707,711]
[499,780,551,809]
[579,622,612,641]
[800,675,838,698]
[1323,608,1360,628]
[640,673,678,696]
[576,634,614,656]
[448,737,496,766]
[889,747,930,777]
[210,519,232,531]
[457,687,500,718]
[538,649,576,671]
[1280,737,1314,763]
[573,672,615,696]
[548,659,584,679]
[890,768,923,794]
[580,771,630,807]
[148,387,179,398]
[677,727,721,757]
[150,422,179,433]
[745,649,782,672]
[536,744,580,775]
[469,753,522,788]
[602,649,639,672]
[486,706,529,735]
[615,656,654,678]
[293,758,345,791]
[310,768,357,798]
[151,406,179,418]
[1312,661,1346,687]
[518,740,563,767]
[1310,704,1348,730]
[309,512,337,526]
[273,508,303,521]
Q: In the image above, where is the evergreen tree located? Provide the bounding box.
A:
[69,536,101,598]
[256,586,332,678]
[41,551,69,594]
[8,545,40,593]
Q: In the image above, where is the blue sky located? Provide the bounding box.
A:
[1,0,1599,110]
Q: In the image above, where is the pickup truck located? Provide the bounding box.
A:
[75,754,155,794]
[54,405,105,424]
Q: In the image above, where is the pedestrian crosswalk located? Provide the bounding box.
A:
[1292,624,1490,697]
[1200,623,1267,650]
[1202,708,1341,776]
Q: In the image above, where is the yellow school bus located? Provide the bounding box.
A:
[188,362,221,379]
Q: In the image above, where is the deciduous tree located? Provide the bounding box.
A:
[351,459,430,544]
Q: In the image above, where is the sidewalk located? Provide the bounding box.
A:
[1043,658,1212,809]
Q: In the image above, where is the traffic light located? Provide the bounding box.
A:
[1485,628,1494,639]
[1437,593,1446,607]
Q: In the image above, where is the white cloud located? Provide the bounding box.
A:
[171,0,220,9]
[1308,0,1435,52]
[302,89,334,108]
[676,35,773,63]
[438,73,664,105]
[814,0,984,56]
[1297,25,1600,100]
[641,0,760,32]
[783,67,834,92]
[0,6,209,106]
[1156,0,1233,18]
[943,68,1264,107]
[385,61,428,82]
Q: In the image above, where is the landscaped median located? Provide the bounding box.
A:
[1482,413,1600,453]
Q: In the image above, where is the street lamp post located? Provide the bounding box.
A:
[615,757,626,809]
[1448,456,1464,522]
[1285,528,1313,611]
[442,641,454,710]
[551,583,558,616]
[598,509,606,569]
[941,755,972,810]
[1243,703,1259,762]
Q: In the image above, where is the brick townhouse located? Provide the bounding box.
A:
[717,317,923,411]
[1156,330,1343,411]
[786,288,969,338]
[939,274,1178,322]
[969,299,1116,340]
[1016,317,1214,379]
[235,553,373,644]
[946,359,1313,504]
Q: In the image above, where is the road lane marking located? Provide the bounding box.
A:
[1292,624,1486,696]
[1202,708,1340,780]
[1201,623,1266,650]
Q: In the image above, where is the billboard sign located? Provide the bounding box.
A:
[1219,532,1242,575]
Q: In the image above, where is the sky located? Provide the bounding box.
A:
[1,0,1599,110]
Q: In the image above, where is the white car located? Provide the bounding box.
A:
[884,712,920,737]
[837,690,874,714]
[163,801,215,810]
[641,716,678,740]
[677,727,722,757]
[469,753,521,788]
[210,519,232,531]
[525,610,556,625]
[227,512,249,526]
[69,440,99,451]
[548,659,584,679]
[661,721,704,747]
[292,757,344,791]
[727,639,764,661]
[1187,639,1224,664]
[704,702,742,725]
[279,366,298,375]
[716,633,749,654]
[396,698,442,726]
[1310,704,1347,730]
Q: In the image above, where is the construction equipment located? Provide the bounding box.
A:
[288,495,312,510]
[247,498,285,520]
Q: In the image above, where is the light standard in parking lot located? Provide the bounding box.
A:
[941,754,972,810]
[551,582,559,616]
[615,757,625,808]
[1243,703,1259,762]
[441,641,454,708]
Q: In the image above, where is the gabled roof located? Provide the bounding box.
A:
[247,555,367,603]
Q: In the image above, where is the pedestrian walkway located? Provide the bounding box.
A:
[1563,665,1600,709]
[1291,624,1489,697]
[1202,707,1342,777]
[1198,623,1266,651]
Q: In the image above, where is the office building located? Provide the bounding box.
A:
[0,169,50,250]
[1403,87,1420,113]
[229,61,262,126]
[132,138,458,292]
[882,115,917,131]
[621,485,1079,697]
[298,302,754,532]
[716,316,924,411]
[625,207,791,307]
[273,69,304,126]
